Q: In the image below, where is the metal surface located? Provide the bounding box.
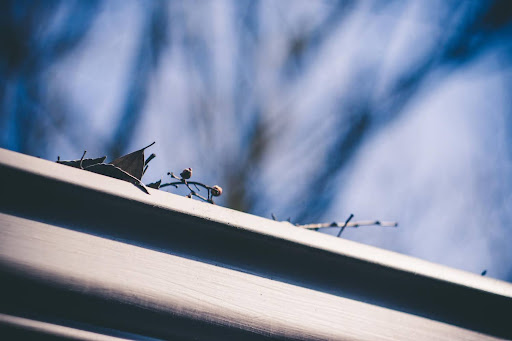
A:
[0,313,141,341]
[0,213,504,341]
[0,148,511,339]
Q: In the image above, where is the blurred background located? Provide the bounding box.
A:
[1,0,512,281]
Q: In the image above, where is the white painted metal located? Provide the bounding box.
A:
[0,213,504,341]
[0,148,509,299]
[0,313,136,341]
[0,148,511,340]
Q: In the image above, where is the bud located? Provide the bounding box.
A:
[211,185,222,197]
[180,168,192,179]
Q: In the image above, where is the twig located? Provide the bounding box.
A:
[337,214,354,237]
[160,170,221,204]
[79,150,87,169]
[297,220,398,229]
[143,153,156,175]
[144,153,156,166]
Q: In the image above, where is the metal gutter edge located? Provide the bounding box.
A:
[0,148,509,297]
[0,147,511,339]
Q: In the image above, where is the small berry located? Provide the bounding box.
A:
[180,168,192,179]
[211,185,222,197]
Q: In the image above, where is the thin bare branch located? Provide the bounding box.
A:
[79,150,87,169]
[160,170,222,204]
[337,214,354,237]
[297,220,398,229]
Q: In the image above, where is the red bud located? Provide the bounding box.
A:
[180,168,192,179]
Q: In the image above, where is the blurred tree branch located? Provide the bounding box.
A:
[1,0,511,225]
[107,1,169,158]
[0,0,99,155]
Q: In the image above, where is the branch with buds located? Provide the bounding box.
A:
[273,213,398,237]
[298,219,398,230]
[160,168,222,204]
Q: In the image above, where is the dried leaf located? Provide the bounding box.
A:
[110,142,155,180]
[85,163,149,194]
[147,179,162,189]
[57,156,106,169]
